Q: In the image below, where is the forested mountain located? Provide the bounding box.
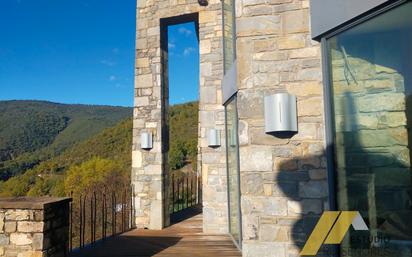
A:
[168,101,198,171]
[0,101,198,197]
[0,100,132,180]
[0,118,133,197]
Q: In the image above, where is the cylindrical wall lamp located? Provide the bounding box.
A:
[264,93,297,133]
[208,129,221,147]
[141,132,153,150]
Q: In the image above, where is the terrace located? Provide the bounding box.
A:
[70,207,241,257]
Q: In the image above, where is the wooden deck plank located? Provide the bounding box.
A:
[70,211,241,257]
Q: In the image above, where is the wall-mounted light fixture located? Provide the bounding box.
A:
[141,132,153,150]
[198,0,208,6]
[208,129,221,148]
[264,93,297,133]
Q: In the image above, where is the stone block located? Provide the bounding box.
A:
[274,157,298,171]
[289,47,319,59]
[299,181,328,198]
[200,40,211,54]
[132,150,143,168]
[32,234,43,251]
[0,234,9,246]
[149,200,163,230]
[308,169,326,180]
[17,222,43,233]
[200,86,216,104]
[240,147,273,172]
[199,11,215,23]
[243,242,287,257]
[136,74,153,88]
[0,213,4,233]
[16,251,43,257]
[242,215,259,240]
[5,210,30,221]
[136,57,150,68]
[250,127,289,145]
[253,39,276,52]
[282,9,309,33]
[10,233,32,246]
[5,222,16,233]
[237,15,281,37]
[357,92,405,112]
[260,224,289,242]
[278,34,305,49]
[135,38,147,50]
[241,173,264,195]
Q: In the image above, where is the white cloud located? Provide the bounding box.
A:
[168,43,176,49]
[112,48,120,54]
[101,60,116,66]
[183,47,195,56]
[109,75,116,81]
[178,27,192,36]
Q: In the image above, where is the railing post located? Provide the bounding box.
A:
[69,191,73,252]
[172,174,175,213]
[186,177,189,208]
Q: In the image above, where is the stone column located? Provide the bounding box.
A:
[0,197,71,257]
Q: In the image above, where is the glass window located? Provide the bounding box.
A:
[222,0,236,73]
[328,2,412,256]
[225,95,242,247]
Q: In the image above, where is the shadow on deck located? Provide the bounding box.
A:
[70,207,240,257]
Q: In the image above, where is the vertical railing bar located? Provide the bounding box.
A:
[79,195,81,249]
[69,191,73,252]
[122,189,125,233]
[90,193,93,245]
[186,176,189,209]
[130,185,133,229]
[82,195,86,248]
[101,192,105,241]
[94,191,97,243]
[177,178,179,212]
[179,179,182,211]
[172,174,175,214]
[114,192,117,236]
[189,175,192,207]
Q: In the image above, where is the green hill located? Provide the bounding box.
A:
[0,101,198,197]
[0,100,132,180]
[168,101,198,171]
[0,118,133,197]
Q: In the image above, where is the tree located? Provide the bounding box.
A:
[64,157,128,196]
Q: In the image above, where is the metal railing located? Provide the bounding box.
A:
[69,186,135,252]
[169,173,201,214]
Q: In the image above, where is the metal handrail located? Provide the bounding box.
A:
[68,185,135,252]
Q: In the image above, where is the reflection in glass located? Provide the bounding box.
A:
[328,2,412,256]
[225,96,241,246]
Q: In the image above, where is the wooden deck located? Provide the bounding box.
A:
[70,208,241,257]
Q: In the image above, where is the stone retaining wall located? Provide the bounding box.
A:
[0,197,71,257]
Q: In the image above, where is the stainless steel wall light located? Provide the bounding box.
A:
[264,93,297,133]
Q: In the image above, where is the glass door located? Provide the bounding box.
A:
[326,2,412,256]
[225,95,242,248]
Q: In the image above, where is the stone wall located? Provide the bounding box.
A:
[0,197,71,257]
[234,0,328,256]
[132,0,228,231]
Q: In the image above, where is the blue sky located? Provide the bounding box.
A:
[0,0,199,107]
[168,22,199,105]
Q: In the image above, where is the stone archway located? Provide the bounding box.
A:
[132,0,228,232]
